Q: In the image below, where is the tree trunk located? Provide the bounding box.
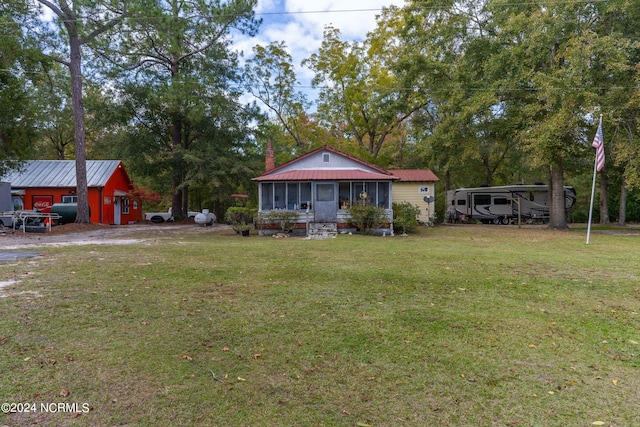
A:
[599,169,609,224]
[548,162,568,230]
[69,33,90,223]
[619,177,627,226]
[171,111,184,217]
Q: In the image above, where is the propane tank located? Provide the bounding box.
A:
[194,209,216,226]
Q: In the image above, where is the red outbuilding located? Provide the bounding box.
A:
[2,160,142,225]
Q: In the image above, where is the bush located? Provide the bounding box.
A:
[224,207,256,234]
[256,211,300,233]
[347,204,389,233]
[393,202,421,234]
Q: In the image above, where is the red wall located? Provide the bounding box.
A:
[20,163,142,225]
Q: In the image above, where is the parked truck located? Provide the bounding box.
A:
[446,184,576,224]
[144,208,198,223]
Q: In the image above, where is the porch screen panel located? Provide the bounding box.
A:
[353,182,365,204]
[261,183,273,210]
[300,183,312,208]
[339,182,350,208]
[366,182,377,206]
[287,183,299,209]
[378,182,390,209]
[274,183,286,209]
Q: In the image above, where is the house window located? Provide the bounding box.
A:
[323,153,330,163]
[316,183,334,201]
[12,196,24,211]
[122,198,130,214]
[62,195,77,203]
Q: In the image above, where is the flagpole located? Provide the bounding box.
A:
[586,153,598,244]
[586,114,603,245]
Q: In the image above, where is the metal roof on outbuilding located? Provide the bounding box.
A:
[2,160,122,188]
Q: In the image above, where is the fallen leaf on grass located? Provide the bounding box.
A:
[60,389,71,397]
[179,355,193,361]
[591,422,605,426]
[253,353,262,359]
[612,379,618,386]
[237,377,247,382]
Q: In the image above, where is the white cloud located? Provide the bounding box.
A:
[283,0,401,41]
[237,0,405,109]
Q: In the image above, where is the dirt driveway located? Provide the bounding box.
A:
[0,221,232,251]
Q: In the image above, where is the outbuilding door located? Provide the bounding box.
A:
[314,182,337,222]
[113,197,121,225]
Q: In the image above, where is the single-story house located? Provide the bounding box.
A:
[252,145,438,236]
[390,170,439,223]
[1,160,142,225]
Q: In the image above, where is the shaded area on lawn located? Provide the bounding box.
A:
[0,250,40,263]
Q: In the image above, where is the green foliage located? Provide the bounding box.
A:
[256,210,299,233]
[224,206,257,233]
[393,201,421,234]
[95,0,261,217]
[0,1,43,173]
[303,22,428,159]
[347,203,388,233]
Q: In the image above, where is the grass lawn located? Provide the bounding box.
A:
[0,225,639,426]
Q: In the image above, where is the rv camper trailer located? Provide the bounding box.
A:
[446,184,576,224]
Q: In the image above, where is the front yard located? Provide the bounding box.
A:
[1,225,638,426]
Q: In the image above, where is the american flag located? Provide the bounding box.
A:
[592,117,605,172]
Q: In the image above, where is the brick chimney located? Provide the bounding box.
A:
[265,141,275,172]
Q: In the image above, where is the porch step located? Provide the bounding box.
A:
[308,222,338,239]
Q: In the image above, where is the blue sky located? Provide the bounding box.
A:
[235,0,405,105]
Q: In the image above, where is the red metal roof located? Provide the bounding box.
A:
[253,169,397,182]
[390,169,439,182]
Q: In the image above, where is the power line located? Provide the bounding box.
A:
[0,68,629,93]
[1,0,611,26]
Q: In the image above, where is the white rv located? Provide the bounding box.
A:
[446,184,576,224]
